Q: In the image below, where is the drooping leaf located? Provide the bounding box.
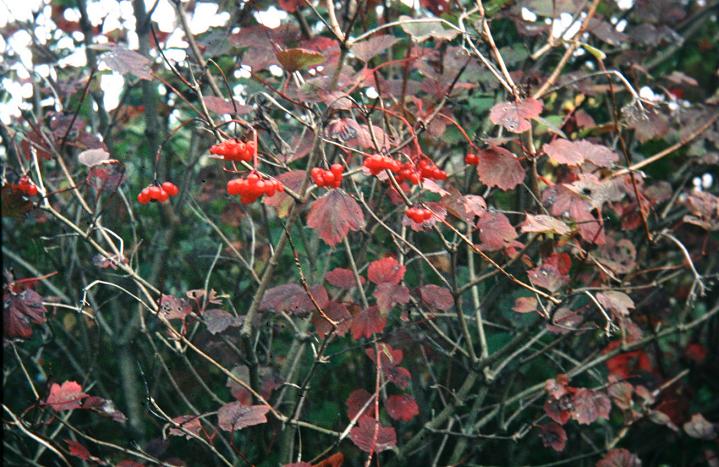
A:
[46,381,88,412]
[260,284,329,315]
[596,448,642,467]
[168,415,203,439]
[476,211,518,251]
[476,146,526,190]
[202,96,252,115]
[86,160,126,193]
[419,284,454,311]
[520,214,571,236]
[351,306,386,340]
[82,396,127,423]
[217,402,270,432]
[367,257,406,285]
[683,413,716,440]
[346,389,372,420]
[307,190,365,246]
[571,388,611,425]
[513,296,538,313]
[350,35,399,62]
[78,148,112,167]
[204,308,241,335]
[4,288,47,339]
[385,394,419,422]
[374,283,410,312]
[159,294,192,321]
[325,268,365,289]
[65,439,91,461]
[596,291,634,318]
[544,139,617,168]
[489,98,543,133]
[312,302,352,338]
[538,422,567,452]
[399,15,460,42]
[96,44,153,80]
[349,415,397,453]
[544,395,573,425]
[276,48,325,72]
[528,252,571,293]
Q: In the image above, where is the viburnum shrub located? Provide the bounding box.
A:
[2,1,718,466]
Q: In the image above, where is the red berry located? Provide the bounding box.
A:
[465,152,479,165]
[330,163,343,175]
[162,182,179,197]
[137,191,150,204]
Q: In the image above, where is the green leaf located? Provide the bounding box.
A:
[399,16,460,42]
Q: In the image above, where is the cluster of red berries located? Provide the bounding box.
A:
[396,163,422,185]
[210,139,257,162]
[405,207,433,223]
[137,182,179,204]
[227,173,283,204]
[363,154,402,175]
[12,176,39,196]
[417,159,447,181]
[311,164,344,188]
[464,152,479,165]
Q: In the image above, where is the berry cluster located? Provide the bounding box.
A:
[363,154,401,175]
[396,163,422,185]
[137,182,179,204]
[417,159,447,181]
[311,164,344,188]
[227,173,283,204]
[210,139,256,162]
[13,176,38,197]
[464,152,479,165]
[405,207,433,223]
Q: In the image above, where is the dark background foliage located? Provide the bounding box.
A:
[2,0,718,465]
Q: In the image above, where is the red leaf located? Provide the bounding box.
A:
[513,296,538,313]
[204,308,241,335]
[571,388,611,425]
[384,365,412,389]
[278,0,301,12]
[596,448,642,467]
[96,44,153,80]
[489,98,543,133]
[264,170,306,216]
[368,257,406,285]
[476,211,518,251]
[543,184,605,245]
[608,381,634,411]
[528,253,571,293]
[419,284,454,311]
[374,283,409,312]
[217,403,270,432]
[65,439,91,460]
[307,190,365,246]
[260,284,329,315]
[313,452,344,467]
[3,288,47,339]
[168,415,203,439]
[312,302,352,338]
[116,460,145,467]
[544,139,617,167]
[351,306,386,340]
[159,294,192,321]
[596,291,634,318]
[46,381,88,412]
[520,214,571,236]
[385,394,419,421]
[441,191,487,221]
[350,35,400,62]
[538,422,567,452]
[349,415,397,453]
[86,160,126,193]
[544,395,572,425]
[366,344,404,367]
[683,413,716,440]
[325,268,365,289]
[202,96,252,115]
[346,389,372,419]
[476,146,525,191]
[603,341,653,379]
[275,48,325,72]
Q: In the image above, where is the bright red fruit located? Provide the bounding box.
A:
[405,207,432,223]
[210,139,256,162]
[14,176,39,196]
[311,164,344,188]
[465,152,479,165]
[227,173,284,203]
[363,154,401,175]
[161,182,179,197]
